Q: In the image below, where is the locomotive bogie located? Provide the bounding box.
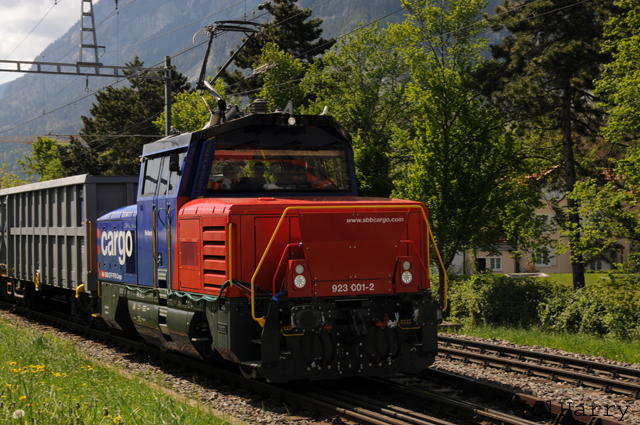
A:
[98,279,439,382]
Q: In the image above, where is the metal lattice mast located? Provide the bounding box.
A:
[78,0,103,67]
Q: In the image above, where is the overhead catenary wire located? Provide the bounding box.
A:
[2,0,593,159]
[0,0,317,137]
[2,1,61,61]
[227,0,597,97]
[0,0,247,135]
[0,0,219,104]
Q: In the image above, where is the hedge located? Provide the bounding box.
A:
[443,272,640,339]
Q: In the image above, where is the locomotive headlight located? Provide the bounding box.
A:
[401,271,413,284]
[295,264,305,274]
[403,260,412,270]
[294,274,307,289]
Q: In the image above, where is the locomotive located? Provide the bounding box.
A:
[0,22,444,383]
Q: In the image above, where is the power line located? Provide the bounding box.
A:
[3,1,61,60]
[102,0,247,56]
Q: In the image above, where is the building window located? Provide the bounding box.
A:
[537,213,555,233]
[534,247,556,267]
[489,257,502,271]
[591,259,603,271]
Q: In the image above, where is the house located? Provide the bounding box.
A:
[451,183,634,275]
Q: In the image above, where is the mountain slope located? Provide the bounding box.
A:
[0,0,502,174]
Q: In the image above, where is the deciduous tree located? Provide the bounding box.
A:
[301,23,413,197]
[596,0,640,145]
[392,0,541,308]
[18,136,65,181]
[153,80,239,133]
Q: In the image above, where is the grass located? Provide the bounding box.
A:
[541,273,611,287]
[0,317,230,425]
[445,323,640,364]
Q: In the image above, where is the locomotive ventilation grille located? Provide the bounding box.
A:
[181,242,198,267]
[201,225,227,290]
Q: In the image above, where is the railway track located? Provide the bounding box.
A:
[439,335,640,398]
[2,300,638,425]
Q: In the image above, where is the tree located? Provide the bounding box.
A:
[596,0,640,145]
[58,57,190,176]
[153,80,240,133]
[480,0,612,289]
[18,136,65,181]
[392,0,541,308]
[568,147,640,270]
[219,0,334,101]
[300,23,414,198]
[567,0,640,272]
[257,43,306,112]
[0,164,30,189]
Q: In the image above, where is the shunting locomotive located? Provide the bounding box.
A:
[0,21,444,382]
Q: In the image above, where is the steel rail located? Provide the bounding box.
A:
[438,345,640,397]
[2,298,633,425]
[419,368,632,425]
[0,301,459,425]
[439,335,640,381]
[367,376,543,425]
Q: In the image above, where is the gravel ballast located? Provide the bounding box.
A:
[2,310,638,424]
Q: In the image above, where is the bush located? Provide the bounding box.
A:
[538,283,640,339]
[446,273,640,340]
[447,273,556,327]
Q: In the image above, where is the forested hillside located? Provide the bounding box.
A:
[0,0,412,174]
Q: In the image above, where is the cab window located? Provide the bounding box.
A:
[141,157,162,197]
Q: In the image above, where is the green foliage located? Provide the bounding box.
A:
[538,283,640,339]
[17,136,65,181]
[258,43,306,111]
[153,79,239,133]
[0,163,30,189]
[59,57,189,176]
[480,0,613,288]
[0,319,226,424]
[448,273,556,327]
[596,0,640,144]
[302,23,413,197]
[448,274,640,339]
[391,0,542,307]
[567,146,640,269]
[219,0,334,101]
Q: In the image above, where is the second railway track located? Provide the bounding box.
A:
[438,335,640,398]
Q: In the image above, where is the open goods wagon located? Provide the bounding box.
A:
[0,175,137,314]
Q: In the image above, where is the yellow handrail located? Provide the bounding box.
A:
[250,204,448,327]
[425,219,448,312]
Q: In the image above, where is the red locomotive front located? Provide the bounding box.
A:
[176,195,441,382]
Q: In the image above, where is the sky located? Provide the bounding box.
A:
[0,0,81,85]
